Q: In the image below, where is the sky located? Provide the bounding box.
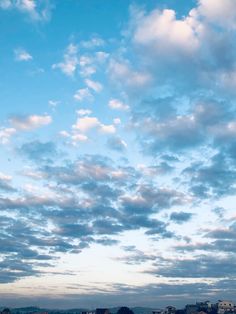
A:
[0,0,236,309]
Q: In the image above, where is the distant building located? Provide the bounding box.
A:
[197,302,212,312]
[164,306,176,314]
[217,301,235,314]
[185,304,198,314]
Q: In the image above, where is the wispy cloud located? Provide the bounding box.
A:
[14,48,32,61]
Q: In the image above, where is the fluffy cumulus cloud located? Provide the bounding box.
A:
[132,8,200,55]
[197,0,236,29]
[72,115,116,135]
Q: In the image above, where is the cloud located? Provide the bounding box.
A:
[60,130,89,145]
[148,254,236,278]
[48,100,60,108]
[197,0,236,29]
[80,36,105,49]
[52,43,78,77]
[109,59,152,93]
[14,48,32,61]
[0,173,16,192]
[132,7,199,55]
[76,109,92,116]
[79,55,96,77]
[2,0,236,300]
[0,127,16,144]
[19,140,57,162]
[74,88,93,102]
[116,246,156,265]
[169,211,193,224]
[72,116,100,132]
[183,152,236,198]
[85,79,103,93]
[107,136,127,152]
[0,0,51,21]
[113,118,121,125]
[72,116,116,134]
[99,124,116,134]
[108,99,129,111]
[9,114,52,130]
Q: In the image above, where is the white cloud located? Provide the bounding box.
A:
[71,133,88,142]
[72,116,100,133]
[132,8,200,55]
[14,48,32,62]
[109,59,152,90]
[76,109,92,116]
[79,56,93,67]
[0,0,51,21]
[197,0,236,29]
[80,66,96,77]
[60,129,88,146]
[59,130,70,138]
[113,118,121,125]
[79,55,96,77]
[72,116,116,134]
[100,124,116,134]
[95,51,109,63]
[81,36,105,49]
[0,127,16,144]
[85,79,103,93]
[74,88,93,102]
[0,172,12,181]
[108,99,129,111]
[9,114,52,131]
[17,0,36,12]
[48,100,60,108]
[52,43,78,77]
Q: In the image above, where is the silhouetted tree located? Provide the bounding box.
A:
[117,307,134,314]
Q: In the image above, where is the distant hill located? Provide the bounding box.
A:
[8,306,154,314]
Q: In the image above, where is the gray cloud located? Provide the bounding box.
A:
[169,212,193,224]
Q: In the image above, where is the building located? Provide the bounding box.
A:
[197,302,212,312]
[164,306,176,314]
[217,301,235,314]
[185,304,198,314]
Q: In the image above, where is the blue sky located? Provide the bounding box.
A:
[1,0,236,309]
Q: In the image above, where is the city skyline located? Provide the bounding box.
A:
[0,0,236,308]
